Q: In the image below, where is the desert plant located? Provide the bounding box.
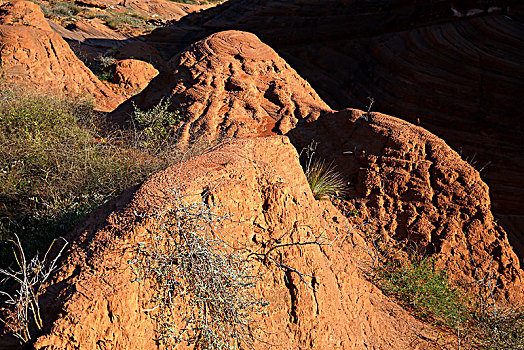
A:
[99,11,148,30]
[300,142,346,200]
[305,158,346,200]
[378,255,467,328]
[128,188,264,349]
[132,98,183,150]
[0,234,68,343]
[472,305,524,350]
[362,236,524,348]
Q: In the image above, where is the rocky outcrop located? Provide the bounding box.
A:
[111,28,523,302]
[111,30,330,145]
[0,1,124,111]
[110,59,158,97]
[289,109,524,303]
[141,0,524,259]
[22,137,457,349]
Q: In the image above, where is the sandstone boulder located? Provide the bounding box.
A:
[111,59,158,97]
[289,109,524,303]
[142,0,524,261]
[111,30,331,145]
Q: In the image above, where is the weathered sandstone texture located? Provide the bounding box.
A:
[289,109,524,303]
[114,29,524,303]
[142,0,524,259]
[111,30,330,145]
[111,59,159,97]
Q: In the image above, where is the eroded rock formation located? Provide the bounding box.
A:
[111,59,159,97]
[0,1,124,111]
[141,0,524,260]
[25,137,457,349]
[289,109,524,303]
[112,30,331,145]
[113,28,523,302]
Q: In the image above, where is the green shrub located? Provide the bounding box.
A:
[378,255,467,328]
[374,251,523,348]
[132,98,182,149]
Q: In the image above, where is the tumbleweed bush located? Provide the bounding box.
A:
[129,188,264,349]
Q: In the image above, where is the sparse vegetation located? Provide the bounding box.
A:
[301,142,346,200]
[30,0,83,20]
[369,246,524,349]
[378,255,467,328]
[132,98,182,149]
[94,55,116,82]
[0,86,184,268]
[305,158,346,200]
[0,234,68,343]
[98,11,148,30]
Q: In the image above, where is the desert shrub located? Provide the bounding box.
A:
[128,188,264,349]
[50,1,81,17]
[371,246,523,348]
[132,98,183,150]
[378,255,467,328]
[100,11,147,30]
[472,306,524,350]
[0,87,183,268]
[0,234,68,343]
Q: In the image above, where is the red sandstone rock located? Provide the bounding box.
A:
[111,30,331,145]
[25,137,458,349]
[111,29,523,303]
[111,59,158,97]
[0,1,124,111]
[288,109,524,303]
[142,0,524,260]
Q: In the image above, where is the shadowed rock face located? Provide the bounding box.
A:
[141,0,524,259]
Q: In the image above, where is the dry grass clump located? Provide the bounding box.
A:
[301,142,346,200]
[129,188,264,349]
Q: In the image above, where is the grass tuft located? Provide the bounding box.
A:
[305,158,346,200]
